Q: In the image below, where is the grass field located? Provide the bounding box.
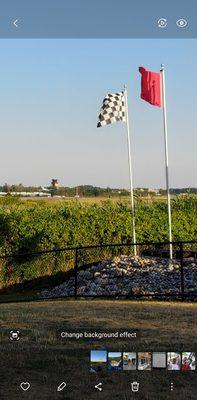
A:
[0,193,179,205]
[18,194,175,204]
[1,300,197,399]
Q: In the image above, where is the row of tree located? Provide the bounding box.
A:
[0,183,197,197]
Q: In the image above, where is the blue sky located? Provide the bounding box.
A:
[0,39,196,188]
[91,350,107,362]
[108,352,122,358]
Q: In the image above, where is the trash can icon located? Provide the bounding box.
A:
[131,381,139,392]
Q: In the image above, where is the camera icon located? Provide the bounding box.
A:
[176,19,188,28]
[10,330,20,341]
[158,18,168,28]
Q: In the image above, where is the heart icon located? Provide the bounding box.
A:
[20,382,31,391]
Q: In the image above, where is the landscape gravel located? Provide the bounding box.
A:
[38,256,197,299]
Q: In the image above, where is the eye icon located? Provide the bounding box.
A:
[158,18,168,28]
[176,19,188,28]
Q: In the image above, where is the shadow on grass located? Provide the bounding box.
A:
[0,268,75,302]
[0,260,102,303]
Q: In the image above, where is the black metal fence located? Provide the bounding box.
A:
[0,240,196,300]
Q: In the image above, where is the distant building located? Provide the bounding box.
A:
[51,179,58,188]
[148,188,160,194]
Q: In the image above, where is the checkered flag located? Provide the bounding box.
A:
[97,91,126,128]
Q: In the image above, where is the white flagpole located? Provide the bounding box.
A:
[160,65,173,259]
[124,85,137,256]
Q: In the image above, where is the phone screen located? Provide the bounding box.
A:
[0,1,196,399]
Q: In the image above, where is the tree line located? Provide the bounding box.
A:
[0,183,196,197]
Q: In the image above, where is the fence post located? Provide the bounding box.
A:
[74,248,78,299]
[180,242,185,301]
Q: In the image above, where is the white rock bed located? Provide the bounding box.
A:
[38,256,197,299]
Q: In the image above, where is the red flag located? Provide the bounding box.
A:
[139,67,162,107]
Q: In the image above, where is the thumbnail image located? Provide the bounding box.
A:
[167,352,181,370]
[90,350,107,372]
[138,352,152,371]
[107,352,122,371]
[182,352,196,371]
[152,352,166,369]
[123,352,137,371]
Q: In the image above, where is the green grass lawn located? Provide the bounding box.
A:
[0,300,197,399]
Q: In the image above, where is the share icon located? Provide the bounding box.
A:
[95,382,103,392]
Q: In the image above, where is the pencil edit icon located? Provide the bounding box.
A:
[57,382,67,392]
